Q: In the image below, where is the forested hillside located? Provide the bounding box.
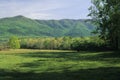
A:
[0,15,95,37]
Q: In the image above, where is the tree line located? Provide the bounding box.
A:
[7,36,107,51]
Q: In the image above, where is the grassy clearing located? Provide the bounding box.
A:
[0,49,120,80]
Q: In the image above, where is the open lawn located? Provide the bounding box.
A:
[0,49,120,80]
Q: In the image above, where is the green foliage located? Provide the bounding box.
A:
[89,0,120,50]
[8,36,20,49]
[20,37,107,51]
[0,16,95,37]
[71,37,106,51]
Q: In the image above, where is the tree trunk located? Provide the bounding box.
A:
[118,36,120,50]
[115,36,119,50]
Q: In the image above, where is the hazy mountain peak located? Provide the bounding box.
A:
[14,15,25,18]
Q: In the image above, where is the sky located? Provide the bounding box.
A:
[0,0,92,20]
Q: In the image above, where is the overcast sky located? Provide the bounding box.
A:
[0,0,91,20]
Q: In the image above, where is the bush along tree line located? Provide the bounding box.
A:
[89,0,120,50]
[0,36,20,50]
[8,36,20,49]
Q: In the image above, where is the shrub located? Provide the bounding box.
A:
[71,37,107,51]
[8,36,20,49]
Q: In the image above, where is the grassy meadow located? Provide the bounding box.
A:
[0,49,120,80]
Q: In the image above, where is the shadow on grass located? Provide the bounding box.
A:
[0,67,120,80]
[18,51,120,63]
[16,51,120,72]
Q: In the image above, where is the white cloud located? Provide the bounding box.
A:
[25,13,54,19]
[0,0,91,19]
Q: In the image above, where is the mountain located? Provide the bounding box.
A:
[0,15,96,37]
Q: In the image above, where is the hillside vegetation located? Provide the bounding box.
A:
[0,15,95,37]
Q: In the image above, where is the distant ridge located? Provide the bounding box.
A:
[0,16,96,37]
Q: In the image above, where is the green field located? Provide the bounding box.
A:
[0,49,120,80]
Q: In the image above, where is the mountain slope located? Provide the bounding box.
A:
[0,16,54,37]
[0,16,95,37]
